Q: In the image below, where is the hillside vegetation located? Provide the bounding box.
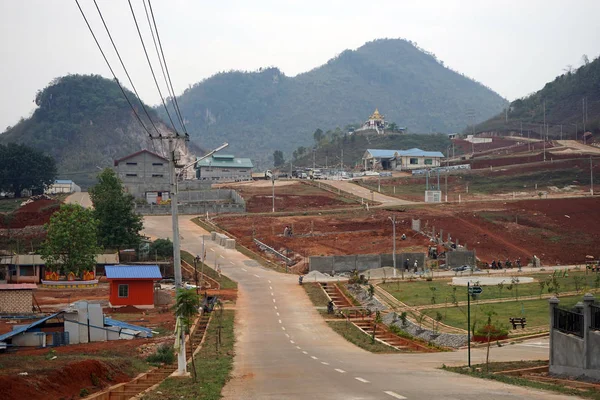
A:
[0,75,178,187]
[164,39,506,166]
[475,55,600,138]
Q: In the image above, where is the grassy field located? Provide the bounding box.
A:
[380,271,600,307]
[435,296,581,331]
[327,321,399,353]
[443,361,600,399]
[0,198,22,213]
[181,250,238,290]
[303,282,330,307]
[144,310,235,400]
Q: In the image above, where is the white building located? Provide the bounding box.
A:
[363,148,445,171]
[195,153,254,182]
[45,180,81,194]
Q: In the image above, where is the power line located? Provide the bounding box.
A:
[92,0,162,139]
[74,0,155,141]
[147,0,188,137]
[142,0,185,135]
[127,0,180,136]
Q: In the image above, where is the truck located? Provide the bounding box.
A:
[251,170,273,180]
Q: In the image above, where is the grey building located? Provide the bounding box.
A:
[114,150,170,203]
[195,153,253,182]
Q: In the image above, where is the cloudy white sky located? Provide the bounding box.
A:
[1,0,599,130]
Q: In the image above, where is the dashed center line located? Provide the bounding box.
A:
[335,369,346,374]
[272,299,276,303]
[384,391,407,399]
[219,255,225,259]
[276,312,280,316]
[254,274,260,278]
[268,280,272,283]
[290,340,295,344]
[281,326,286,331]
[296,346,301,350]
[355,377,369,383]
[274,306,278,310]
[278,319,282,324]
[285,333,290,338]
[271,292,274,296]
[302,351,308,354]
[230,261,235,265]
[310,356,318,360]
[241,268,247,272]
[321,361,329,365]
[269,286,273,290]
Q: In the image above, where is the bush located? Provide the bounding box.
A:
[146,344,175,365]
[149,239,174,259]
[474,324,509,342]
[80,388,89,397]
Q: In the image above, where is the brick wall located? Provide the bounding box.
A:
[0,290,33,314]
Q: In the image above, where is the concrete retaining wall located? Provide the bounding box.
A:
[309,253,426,273]
[135,203,245,215]
[446,251,476,268]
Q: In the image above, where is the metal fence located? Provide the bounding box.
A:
[591,304,600,330]
[553,307,584,337]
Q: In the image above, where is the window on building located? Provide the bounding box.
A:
[126,173,137,177]
[222,169,229,172]
[424,158,433,165]
[19,266,35,276]
[126,162,137,165]
[410,158,419,165]
[152,163,164,166]
[152,174,164,178]
[118,284,129,298]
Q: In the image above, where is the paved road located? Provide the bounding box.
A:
[556,140,600,154]
[65,192,93,208]
[324,180,415,206]
[143,215,577,400]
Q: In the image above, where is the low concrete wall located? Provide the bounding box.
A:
[135,203,245,215]
[397,253,426,271]
[309,253,426,273]
[551,330,584,370]
[446,251,476,268]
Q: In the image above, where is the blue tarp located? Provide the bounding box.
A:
[0,312,64,342]
[104,317,153,337]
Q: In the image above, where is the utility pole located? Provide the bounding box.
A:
[168,136,186,375]
[200,235,205,291]
[520,121,522,137]
[560,124,563,141]
[272,176,275,213]
[445,146,449,202]
[467,282,471,368]
[541,125,546,162]
[389,216,397,279]
[591,157,594,196]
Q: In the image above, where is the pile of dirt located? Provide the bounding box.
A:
[0,359,131,400]
[106,305,144,314]
[0,199,61,229]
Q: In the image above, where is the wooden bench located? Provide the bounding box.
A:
[509,317,527,329]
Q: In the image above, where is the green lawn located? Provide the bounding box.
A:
[143,310,235,400]
[430,296,581,331]
[181,250,238,290]
[380,271,600,307]
[327,321,399,353]
[0,198,22,213]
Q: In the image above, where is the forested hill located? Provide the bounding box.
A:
[0,74,186,187]
[474,55,600,138]
[162,38,507,166]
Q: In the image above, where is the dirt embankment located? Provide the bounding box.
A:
[0,199,61,229]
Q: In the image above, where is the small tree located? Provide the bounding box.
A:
[0,143,57,197]
[174,289,201,381]
[149,238,173,259]
[399,311,408,327]
[40,204,99,277]
[368,284,375,299]
[538,280,546,299]
[273,150,285,167]
[429,286,437,305]
[372,310,382,344]
[483,309,498,373]
[573,276,584,293]
[497,281,505,298]
[594,274,600,293]
[434,311,443,334]
[451,286,458,306]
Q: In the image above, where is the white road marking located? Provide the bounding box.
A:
[311,356,318,360]
[274,306,278,310]
[296,346,301,349]
[230,262,235,265]
[220,255,225,259]
[290,340,295,344]
[321,362,329,365]
[355,377,369,383]
[268,280,272,283]
[285,333,290,338]
[254,274,260,278]
[241,268,247,272]
[272,299,276,303]
[302,351,308,354]
[276,312,280,316]
[269,286,273,290]
[271,292,274,296]
[335,369,346,374]
[278,319,282,324]
[281,326,286,331]
[384,391,407,399]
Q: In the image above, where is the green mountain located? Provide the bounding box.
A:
[474,55,600,138]
[0,74,188,187]
[164,38,507,166]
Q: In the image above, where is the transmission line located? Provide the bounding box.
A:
[142,0,185,135]
[92,0,162,139]
[147,0,188,137]
[74,0,155,142]
[127,0,180,136]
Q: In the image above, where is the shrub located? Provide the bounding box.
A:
[149,239,174,259]
[80,388,89,397]
[146,344,175,365]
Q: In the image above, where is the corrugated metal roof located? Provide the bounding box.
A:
[0,284,37,290]
[54,180,74,184]
[0,312,63,342]
[366,148,445,159]
[104,317,153,337]
[105,265,162,279]
[196,155,254,169]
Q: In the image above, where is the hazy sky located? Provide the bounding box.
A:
[1,0,599,130]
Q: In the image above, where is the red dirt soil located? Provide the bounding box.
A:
[215,197,600,266]
[0,199,61,229]
[0,359,131,400]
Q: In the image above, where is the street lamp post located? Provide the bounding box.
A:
[389,216,397,279]
[272,176,275,213]
[591,157,594,196]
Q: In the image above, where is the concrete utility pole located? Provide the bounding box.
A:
[389,216,397,278]
[272,176,275,213]
[168,136,186,375]
[591,157,594,196]
[560,124,563,140]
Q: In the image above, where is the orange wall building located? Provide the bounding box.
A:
[105,265,161,309]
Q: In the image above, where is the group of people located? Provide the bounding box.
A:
[487,257,522,270]
[283,225,293,237]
